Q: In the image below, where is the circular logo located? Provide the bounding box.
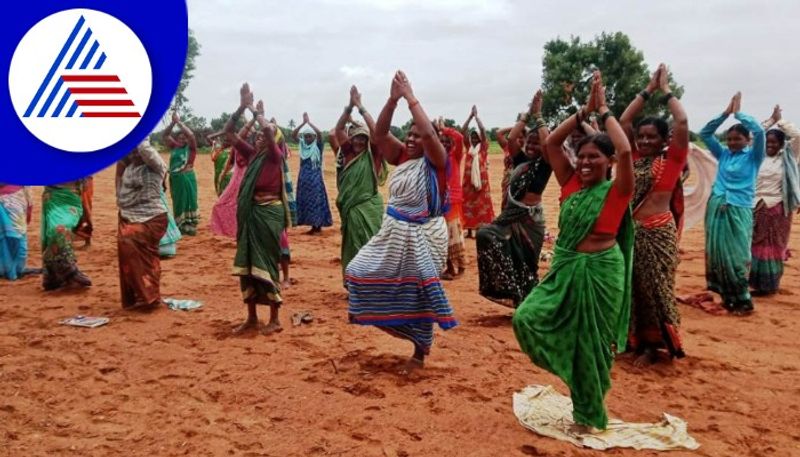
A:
[8,9,151,153]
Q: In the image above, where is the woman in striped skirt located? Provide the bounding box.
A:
[346,71,457,372]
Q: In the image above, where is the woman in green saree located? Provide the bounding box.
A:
[163,111,200,235]
[41,181,92,290]
[333,86,387,279]
[225,88,289,335]
[512,72,634,431]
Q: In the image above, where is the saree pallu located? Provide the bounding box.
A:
[630,215,684,358]
[0,189,29,280]
[282,157,297,226]
[74,177,93,242]
[513,180,633,430]
[336,150,385,275]
[750,203,792,294]
[210,159,246,238]
[169,170,199,235]
[118,213,168,308]
[476,204,544,307]
[233,153,286,306]
[213,149,232,196]
[159,191,181,258]
[445,203,465,273]
[41,186,83,290]
[295,158,333,228]
[705,195,752,305]
[346,158,456,353]
[461,152,495,229]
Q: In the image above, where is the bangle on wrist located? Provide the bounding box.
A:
[600,110,615,124]
[660,93,675,104]
[534,117,546,130]
[408,98,420,109]
[639,90,651,101]
[345,105,353,114]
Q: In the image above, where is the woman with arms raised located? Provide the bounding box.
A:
[333,86,387,278]
[225,84,289,335]
[700,92,765,315]
[460,106,494,238]
[163,112,200,235]
[619,63,688,365]
[513,72,634,431]
[292,112,333,234]
[475,90,552,307]
[346,71,457,372]
[750,105,800,295]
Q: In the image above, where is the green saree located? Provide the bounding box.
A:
[169,145,199,235]
[336,150,387,276]
[512,180,633,429]
[213,148,232,196]
[41,185,83,290]
[233,153,287,306]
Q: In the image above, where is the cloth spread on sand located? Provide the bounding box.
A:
[164,298,203,311]
[513,385,699,451]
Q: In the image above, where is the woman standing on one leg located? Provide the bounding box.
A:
[700,92,765,315]
[333,86,387,280]
[347,71,457,372]
[116,140,169,310]
[164,112,200,235]
[293,112,333,234]
[226,85,288,335]
[476,90,552,307]
[750,105,800,294]
[619,64,688,365]
[513,72,635,431]
[461,106,494,238]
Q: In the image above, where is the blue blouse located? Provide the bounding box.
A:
[699,112,766,208]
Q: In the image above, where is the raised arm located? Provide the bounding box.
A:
[508,112,527,156]
[329,125,340,153]
[292,112,308,141]
[175,116,197,151]
[473,107,487,144]
[496,126,512,150]
[594,74,633,196]
[529,90,550,163]
[394,71,446,170]
[461,108,475,138]
[658,64,689,151]
[620,66,660,141]
[699,93,737,159]
[375,75,407,166]
[769,106,800,159]
[224,83,256,160]
[162,114,179,148]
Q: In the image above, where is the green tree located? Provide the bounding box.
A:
[541,32,683,123]
[173,29,200,114]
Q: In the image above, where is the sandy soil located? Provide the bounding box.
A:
[1,151,799,457]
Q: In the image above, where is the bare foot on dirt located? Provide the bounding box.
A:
[232,320,259,335]
[633,348,658,368]
[261,321,283,335]
[398,357,424,376]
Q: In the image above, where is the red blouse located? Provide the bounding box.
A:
[633,143,688,193]
[560,174,632,235]
[441,127,464,204]
[234,137,283,195]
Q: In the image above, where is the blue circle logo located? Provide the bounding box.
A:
[2,0,188,184]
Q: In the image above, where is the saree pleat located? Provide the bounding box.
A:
[705,195,752,305]
[749,203,792,293]
[0,190,29,280]
[118,214,168,307]
[41,186,83,290]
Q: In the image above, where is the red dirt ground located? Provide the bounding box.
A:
[1,152,799,457]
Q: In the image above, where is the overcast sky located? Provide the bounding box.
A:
[183,0,796,132]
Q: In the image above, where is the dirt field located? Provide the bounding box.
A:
[1,150,799,457]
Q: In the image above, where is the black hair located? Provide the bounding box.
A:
[636,117,669,139]
[576,133,615,158]
[727,123,751,139]
[576,133,615,179]
[767,129,787,148]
